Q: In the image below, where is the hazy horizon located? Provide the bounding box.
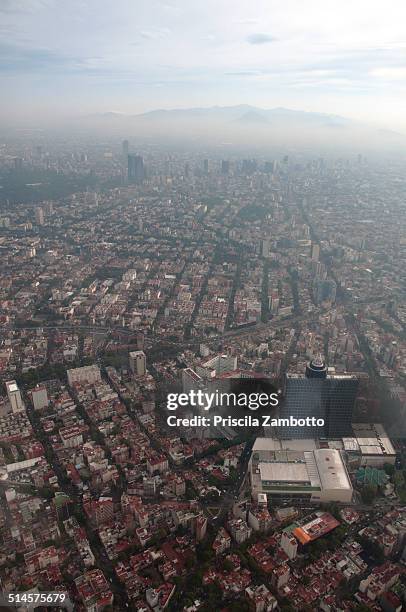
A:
[1,0,406,132]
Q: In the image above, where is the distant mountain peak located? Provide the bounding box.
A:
[234,110,269,124]
[133,104,350,125]
[79,104,405,151]
[88,104,351,125]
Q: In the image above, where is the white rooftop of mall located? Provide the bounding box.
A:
[250,424,395,504]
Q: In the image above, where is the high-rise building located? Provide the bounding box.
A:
[324,375,359,438]
[314,261,327,279]
[128,154,144,183]
[221,160,230,175]
[31,385,49,410]
[279,360,358,439]
[136,333,145,350]
[122,139,129,158]
[242,159,257,174]
[261,238,270,258]
[203,159,209,174]
[311,243,320,262]
[35,207,45,225]
[5,380,24,413]
[269,291,279,315]
[305,359,327,379]
[280,531,298,560]
[44,201,54,215]
[195,515,208,541]
[129,351,146,376]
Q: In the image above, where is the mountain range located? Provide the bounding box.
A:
[86,105,405,151]
[97,104,350,127]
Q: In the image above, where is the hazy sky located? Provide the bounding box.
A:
[1,0,406,128]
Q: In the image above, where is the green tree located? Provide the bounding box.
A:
[39,485,55,500]
[394,470,405,488]
[228,600,249,612]
[357,536,385,564]
[360,484,377,504]
[354,605,371,612]
[383,463,395,477]
[223,559,234,572]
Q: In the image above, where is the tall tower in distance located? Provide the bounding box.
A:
[279,360,358,439]
[129,351,147,377]
[305,357,327,379]
[311,243,320,262]
[128,154,144,184]
[221,160,230,175]
[35,207,45,226]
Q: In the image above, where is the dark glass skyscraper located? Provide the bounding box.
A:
[128,154,144,183]
[323,375,359,438]
[279,360,358,439]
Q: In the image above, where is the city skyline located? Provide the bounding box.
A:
[1,2,406,608]
[1,127,406,610]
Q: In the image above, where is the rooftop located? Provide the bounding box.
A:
[259,462,309,484]
[252,438,317,452]
[313,449,352,490]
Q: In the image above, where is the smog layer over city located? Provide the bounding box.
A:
[1,1,406,611]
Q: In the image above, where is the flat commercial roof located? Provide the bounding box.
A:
[253,438,317,452]
[314,449,351,490]
[255,446,351,493]
[281,439,318,451]
[359,445,383,455]
[253,438,281,451]
[352,423,396,456]
[259,462,309,484]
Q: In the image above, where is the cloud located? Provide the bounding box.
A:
[0,42,79,73]
[233,18,259,25]
[369,67,406,80]
[224,70,262,77]
[0,0,44,13]
[246,33,276,45]
[1,0,406,128]
[139,28,171,40]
